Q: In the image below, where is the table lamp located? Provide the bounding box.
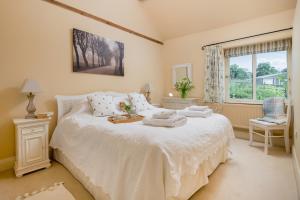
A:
[144,83,152,103]
[21,79,42,119]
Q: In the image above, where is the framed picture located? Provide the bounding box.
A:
[72,28,124,76]
[172,63,192,85]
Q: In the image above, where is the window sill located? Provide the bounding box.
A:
[224,100,263,105]
[225,98,289,105]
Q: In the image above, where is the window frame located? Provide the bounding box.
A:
[225,49,290,104]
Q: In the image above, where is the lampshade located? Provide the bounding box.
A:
[21,79,42,93]
[144,83,152,93]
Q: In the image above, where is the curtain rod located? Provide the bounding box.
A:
[42,0,164,45]
[201,27,293,50]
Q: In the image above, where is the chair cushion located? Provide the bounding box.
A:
[250,119,278,126]
[263,97,285,118]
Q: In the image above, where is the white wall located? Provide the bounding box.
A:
[292,0,300,162]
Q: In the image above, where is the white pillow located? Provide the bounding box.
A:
[87,94,116,117]
[56,92,98,121]
[128,93,153,112]
[64,101,91,119]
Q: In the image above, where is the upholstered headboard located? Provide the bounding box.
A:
[56,91,128,122]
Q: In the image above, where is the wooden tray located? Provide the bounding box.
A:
[108,114,144,124]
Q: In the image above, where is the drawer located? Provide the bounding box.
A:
[173,104,190,109]
[163,99,189,103]
[21,126,45,135]
[162,103,175,109]
[162,98,199,104]
[162,103,187,109]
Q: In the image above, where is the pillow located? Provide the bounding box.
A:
[128,93,154,112]
[56,92,98,121]
[64,101,91,119]
[87,94,116,117]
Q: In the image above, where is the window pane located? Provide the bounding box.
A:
[256,51,288,100]
[229,55,253,100]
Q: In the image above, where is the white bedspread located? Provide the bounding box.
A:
[50,108,234,200]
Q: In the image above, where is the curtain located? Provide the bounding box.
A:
[204,45,225,103]
[224,38,292,57]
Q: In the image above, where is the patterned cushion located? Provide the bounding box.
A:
[87,94,116,117]
[263,97,285,118]
[128,93,153,112]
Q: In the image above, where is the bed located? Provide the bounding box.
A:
[50,92,234,200]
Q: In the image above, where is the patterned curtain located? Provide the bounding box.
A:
[204,46,225,103]
[224,38,292,57]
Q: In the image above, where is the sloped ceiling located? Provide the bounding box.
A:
[140,0,297,39]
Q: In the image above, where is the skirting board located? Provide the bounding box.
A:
[0,156,15,172]
[292,145,300,198]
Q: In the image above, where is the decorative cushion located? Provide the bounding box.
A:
[87,94,116,117]
[128,93,153,112]
[263,97,285,119]
[56,92,99,121]
[64,100,91,119]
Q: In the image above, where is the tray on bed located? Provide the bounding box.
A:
[108,114,144,124]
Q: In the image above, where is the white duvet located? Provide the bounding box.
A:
[50,108,234,200]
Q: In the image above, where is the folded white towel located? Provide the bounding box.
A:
[178,108,213,118]
[152,110,176,119]
[188,105,209,111]
[143,115,187,127]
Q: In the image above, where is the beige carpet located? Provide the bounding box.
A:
[0,139,298,200]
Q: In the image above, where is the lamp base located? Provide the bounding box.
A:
[25,92,37,119]
[145,92,151,104]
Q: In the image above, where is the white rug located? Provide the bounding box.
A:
[16,182,75,200]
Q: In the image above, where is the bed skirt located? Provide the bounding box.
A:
[53,143,228,200]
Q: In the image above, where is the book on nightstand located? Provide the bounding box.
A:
[36,112,54,119]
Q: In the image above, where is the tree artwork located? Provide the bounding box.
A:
[73,30,80,71]
[72,29,125,76]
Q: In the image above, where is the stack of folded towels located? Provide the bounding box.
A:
[143,110,187,127]
[178,105,213,118]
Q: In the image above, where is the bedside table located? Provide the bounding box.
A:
[151,103,162,108]
[162,97,200,109]
[13,118,51,177]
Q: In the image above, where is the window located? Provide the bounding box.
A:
[229,55,253,100]
[226,50,289,103]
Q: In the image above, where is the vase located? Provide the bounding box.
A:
[180,90,188,98]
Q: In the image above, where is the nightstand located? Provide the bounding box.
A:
[162,97,200,109]
[151,103,162,108]
[13,118,51,177]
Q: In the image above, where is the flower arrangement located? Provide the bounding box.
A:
[119,102,132,114]
[175,77,194,98]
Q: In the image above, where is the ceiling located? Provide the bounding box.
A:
[140,0,297,39]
